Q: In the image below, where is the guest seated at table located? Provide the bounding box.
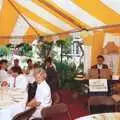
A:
[0,59,9,82]
[27,59,33,70]
[26,59,34,75]
[23,59,36,84]
[24,61,41,81]
[27,67,52,119]
[8,66,28,90]
[10,59,22,69]
[88,55,112,79]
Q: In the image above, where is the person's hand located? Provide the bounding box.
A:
[27,98,40,108]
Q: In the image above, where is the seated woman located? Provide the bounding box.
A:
[27,68,52,119]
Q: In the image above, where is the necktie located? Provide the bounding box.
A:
[13,77,16,87]
[98,69,101,79]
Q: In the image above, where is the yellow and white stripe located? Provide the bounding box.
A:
[50,0,105,27]
[101,0,120,15]
[9,16,29,44]
[15,0,74,31]
[0,0,120,45]
[26,17,55,35]
[11,16,29,36]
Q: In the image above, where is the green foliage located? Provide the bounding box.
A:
[37,42,54,59]
[55,37,73,62]
[77,62,84,72]
[56,37,72,47]
[0,46,11,57]
[36,36,73,61]
[55,60,77,88]
[6,44,14,48]
[0,43,33,57]
[55,60,86,94]
[20,43,32,53]
[20,43,33,57]
[56,37,72,54]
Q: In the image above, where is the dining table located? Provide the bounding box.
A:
[0,87,28,120]
[75,112,120,120]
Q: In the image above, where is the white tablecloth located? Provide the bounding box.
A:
[0,88,27,120]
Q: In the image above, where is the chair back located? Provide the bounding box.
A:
[41,103,72,120]
[12,107,36,120]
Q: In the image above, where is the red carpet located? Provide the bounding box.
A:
[53,89,89,120]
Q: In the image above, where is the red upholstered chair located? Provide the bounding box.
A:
[41,103,72,120]
[12,107,36,120]
[111,83,120,112]
[88,96,115,114]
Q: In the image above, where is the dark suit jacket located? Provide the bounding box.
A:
[91,64,108,69]
[46,66,59,93]
[27,81,37,102]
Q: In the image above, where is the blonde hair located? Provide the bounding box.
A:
[34,67,46,73]
[34,67,47,79]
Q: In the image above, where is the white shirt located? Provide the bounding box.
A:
[0,69,9,82]
[8,74,28,90]
[26,69,35,83]
[97,64,103,69]
[26,74,35,84]
[35,81,52,107]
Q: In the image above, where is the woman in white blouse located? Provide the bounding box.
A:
[27,68,52,119]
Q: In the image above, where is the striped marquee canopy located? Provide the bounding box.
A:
[0,0,120,45]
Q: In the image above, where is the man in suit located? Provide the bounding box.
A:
[91,55,108,69]
[88,55,112,79]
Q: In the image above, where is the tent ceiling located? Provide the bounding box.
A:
[0,0,120,44]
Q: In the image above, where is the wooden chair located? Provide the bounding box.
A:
[111,83,120,112]
[88,96,115,114]
[41,103,72,120]
[12,107,36,120]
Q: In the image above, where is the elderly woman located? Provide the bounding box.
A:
[27,68,52,119]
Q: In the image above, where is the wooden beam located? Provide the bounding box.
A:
[0,24,120,39]
[0,35,37,39]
